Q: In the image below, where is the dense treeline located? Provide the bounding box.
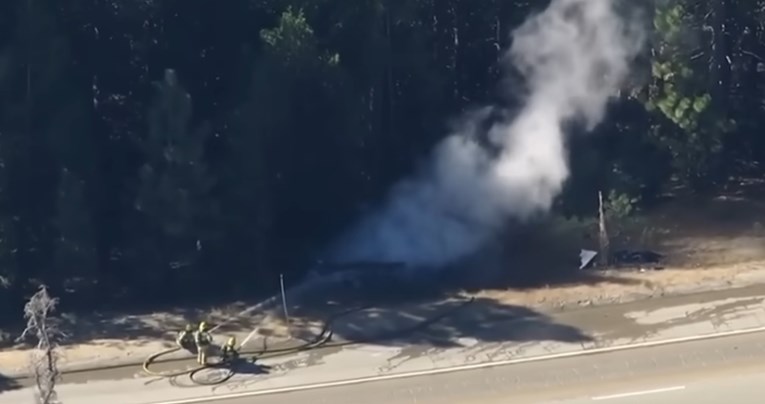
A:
[0,0,763,315]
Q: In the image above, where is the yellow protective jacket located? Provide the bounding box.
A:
[176,330,193,345]
[194,330,212,346]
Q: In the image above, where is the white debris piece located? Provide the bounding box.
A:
[579,249,598,270]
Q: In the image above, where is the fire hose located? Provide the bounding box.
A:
[142,296,476,386]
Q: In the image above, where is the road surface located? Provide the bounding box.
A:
[5,285,765,404]
[154,331,765,404]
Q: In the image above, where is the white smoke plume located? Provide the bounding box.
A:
[331,0,646,268]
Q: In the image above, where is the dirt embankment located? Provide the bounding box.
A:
[474,190,765,309]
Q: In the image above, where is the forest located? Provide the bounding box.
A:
[0,0,762,319]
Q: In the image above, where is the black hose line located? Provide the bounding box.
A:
[142,297,475,386]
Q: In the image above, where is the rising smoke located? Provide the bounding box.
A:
[331,0,646,268]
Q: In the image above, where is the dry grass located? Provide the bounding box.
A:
[469,185,765,309]
[476,261,765,309]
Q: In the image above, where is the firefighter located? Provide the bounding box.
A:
[194,321,213,365]
[221,336,239,362]
[175,324,195,351]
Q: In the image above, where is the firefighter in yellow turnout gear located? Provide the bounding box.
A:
[194,321,213,365]
[221,336,239,363]
[175,324,195,351]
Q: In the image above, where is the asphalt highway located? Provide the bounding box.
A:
[152,330,765,404]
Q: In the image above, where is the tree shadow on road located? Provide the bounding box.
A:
[282,245,645,348]
[220,294,596,392]
[1,299,273,352]
[256,248,646,356]
[0,372,21,393]
[0,269,629,355]
[285,293,594,350]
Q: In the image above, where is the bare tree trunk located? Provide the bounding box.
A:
[598,191,610,268]
[17,285,63,404]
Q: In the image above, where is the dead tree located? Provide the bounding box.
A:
[598,191,610,267]
[17,285,64,404]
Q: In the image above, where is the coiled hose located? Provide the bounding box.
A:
[143,297,475,386]
[141,307,340,379]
